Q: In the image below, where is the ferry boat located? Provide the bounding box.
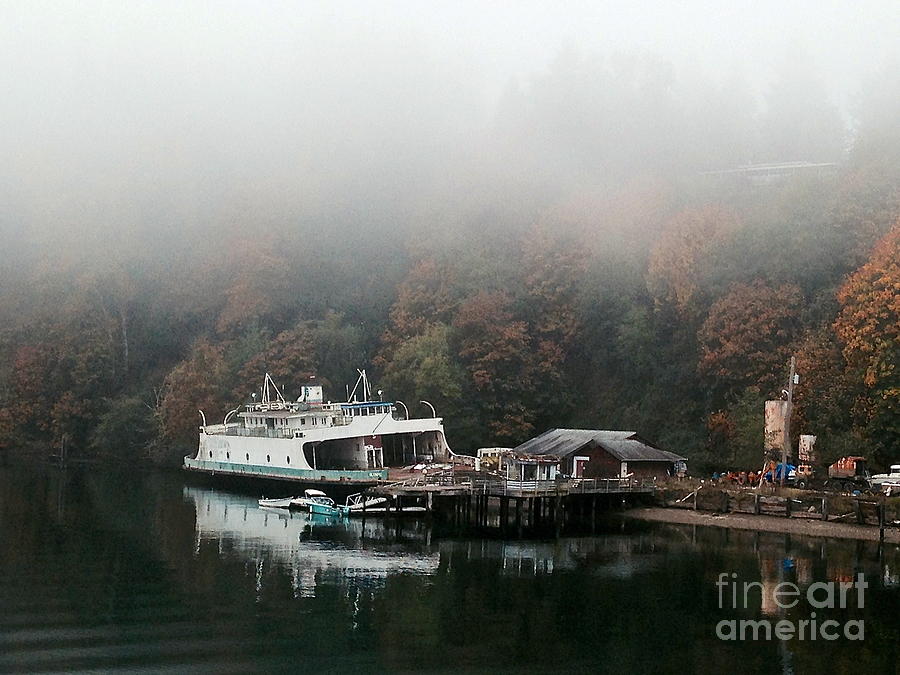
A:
[183,369,455,486]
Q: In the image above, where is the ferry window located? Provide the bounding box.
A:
[266,454,270,462]
[208,451,212,458]
[226,452,230,459]
[286,456,290,464]
[312,418,317,426]
[300,418,305,426]
[245,453,249,461]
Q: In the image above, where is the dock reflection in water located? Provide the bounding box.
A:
[185,487,440,598]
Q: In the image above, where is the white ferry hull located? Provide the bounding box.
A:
[185,413,452,485]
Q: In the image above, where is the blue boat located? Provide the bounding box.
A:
[307,495,350,518]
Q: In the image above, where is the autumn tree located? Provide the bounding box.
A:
[791,328,856,454]
[380,257,460,351]
[647,205,740,316]
[159,339,230,455]
[234,324,317,402]
[453,291,534,446]
[834,223,900,457]
[705,387,766,470]
[698,281,804,402]
[517,225,588,429]
[7,344,58,437]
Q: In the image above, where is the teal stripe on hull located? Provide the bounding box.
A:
[183,457,388,482]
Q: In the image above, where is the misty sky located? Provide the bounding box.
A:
[2,1,898,259]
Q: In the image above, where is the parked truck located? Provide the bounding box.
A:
[794,456,871,492]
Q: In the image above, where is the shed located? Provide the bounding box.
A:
[513,428,686,479]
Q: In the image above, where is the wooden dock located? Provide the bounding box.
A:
[358,472,657,535]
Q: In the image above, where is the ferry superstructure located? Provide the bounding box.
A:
[183,370,454,485]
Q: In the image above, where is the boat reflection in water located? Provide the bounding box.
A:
[184,487,439,598]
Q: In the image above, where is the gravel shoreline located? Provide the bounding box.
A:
[623,507,900,544]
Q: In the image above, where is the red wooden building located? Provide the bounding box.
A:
[512,429,686,479]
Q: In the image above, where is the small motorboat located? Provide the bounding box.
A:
[257,496,296,509]
[290,489,328,510]
[307,494,350,518]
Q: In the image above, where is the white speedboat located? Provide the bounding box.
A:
[290,489,328,510]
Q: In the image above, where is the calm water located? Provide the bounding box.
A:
[1,464,898,674]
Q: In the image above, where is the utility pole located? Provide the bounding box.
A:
[781,356,797,487]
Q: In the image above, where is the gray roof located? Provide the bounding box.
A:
[513,428,686,463]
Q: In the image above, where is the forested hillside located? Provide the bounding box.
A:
[1,52,897,471]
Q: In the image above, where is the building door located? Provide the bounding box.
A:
[573,456,589,478]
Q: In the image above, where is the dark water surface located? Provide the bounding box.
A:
[1,464,898,674]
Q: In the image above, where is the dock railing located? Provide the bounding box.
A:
[378,471,656,496]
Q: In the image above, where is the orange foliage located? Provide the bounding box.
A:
[698,281,803,398]
[380,257,459,353]
[9,344,58,434]
[706,410,735,453]
[235,326,317,400]
[834,222,900,390]
[159,339,230,447]
[453,291,534,444]
[520,224,586,355]
[647,205,739,314]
